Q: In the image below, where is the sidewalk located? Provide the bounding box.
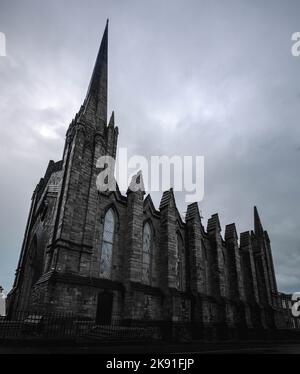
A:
[1,339,300,354]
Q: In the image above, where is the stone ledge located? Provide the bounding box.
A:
[35,271,125,292]
[130,282,163,297]
[46,239,93,254]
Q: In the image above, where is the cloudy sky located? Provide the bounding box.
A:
[0,0,299,294]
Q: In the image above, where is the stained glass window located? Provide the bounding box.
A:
[100,208,115,279]
[142,222,151,284]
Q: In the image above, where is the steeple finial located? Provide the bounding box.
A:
[108,111,115,126]
[254,206,264,236]
[82,21,108,128]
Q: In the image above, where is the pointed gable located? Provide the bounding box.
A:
[144,194,160,218]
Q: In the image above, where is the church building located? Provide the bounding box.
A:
[7,21,285,337]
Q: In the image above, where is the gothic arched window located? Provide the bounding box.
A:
[142,222,152,284]
[100,208,115,279]
[176,233,185,291]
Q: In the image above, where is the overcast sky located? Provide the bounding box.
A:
[0,0,299,294]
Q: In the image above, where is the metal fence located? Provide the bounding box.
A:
[1,312,300,343]
[0,311,162,341]
[0,311,94,340]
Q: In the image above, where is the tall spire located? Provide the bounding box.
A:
[254,206,264,236]
[108,110,115,127]
[82,19,108,128]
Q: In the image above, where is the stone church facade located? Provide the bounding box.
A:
[7,22,285,336]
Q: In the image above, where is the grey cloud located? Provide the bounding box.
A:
[0,0,299,294]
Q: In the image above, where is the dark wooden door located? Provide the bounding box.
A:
[96,291,113,325]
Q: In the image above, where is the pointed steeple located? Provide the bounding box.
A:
[82,20,108,128]
[108,111,115,127]
[254,206,264,236]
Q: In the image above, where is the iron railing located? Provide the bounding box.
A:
[0,310,93,339]
[2,311,298,342]
[0,311,163,341]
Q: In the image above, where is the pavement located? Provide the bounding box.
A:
[0,340,300,354]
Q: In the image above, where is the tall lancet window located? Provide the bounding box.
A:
[142,222,152,284]
[100,208,115,279]
[176,233,185,291]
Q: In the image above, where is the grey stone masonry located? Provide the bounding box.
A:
[126,173,145,283]
[185,203,206,294]
[224,223,245,302]
[207,214,226,298]
[159,189,178,291]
